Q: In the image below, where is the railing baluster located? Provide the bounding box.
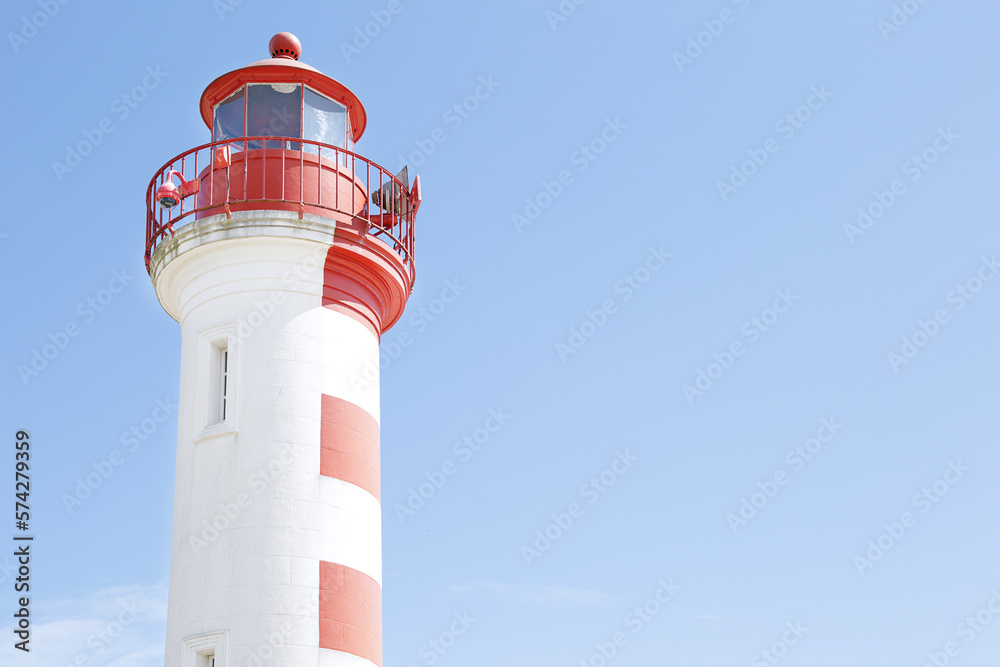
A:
[209,143,215,212]
[179,155,186,216]
[243,138,249,208]
[192,150,199,215]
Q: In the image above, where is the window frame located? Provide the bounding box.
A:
[181,630,228,667]
[212,86,247,143]
[194,324,238,443]
[212,84,351,151]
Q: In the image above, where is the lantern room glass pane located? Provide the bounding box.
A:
[213,87,245,142]
[246,83,302,149]
[304,88,347,159]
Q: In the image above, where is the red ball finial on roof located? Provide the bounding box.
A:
[269,32,301,60]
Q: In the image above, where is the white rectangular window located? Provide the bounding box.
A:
[195,324,238,442]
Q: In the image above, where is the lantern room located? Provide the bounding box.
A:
[199,32,366,154]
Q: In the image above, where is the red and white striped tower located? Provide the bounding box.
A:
[145,32,419,667]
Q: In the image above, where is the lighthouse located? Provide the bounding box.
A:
[144,32,420,667]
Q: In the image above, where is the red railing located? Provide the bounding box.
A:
[145,137,418,285]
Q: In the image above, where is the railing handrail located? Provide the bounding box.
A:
[145,136,416,287]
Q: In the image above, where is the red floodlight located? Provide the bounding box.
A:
[155,170,201,210]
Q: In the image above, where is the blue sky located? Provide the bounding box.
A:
[2,0,1000,665]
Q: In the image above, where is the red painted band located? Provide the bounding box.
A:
[323,243,384,339]
[321,394,380,501]
[319,561,382,666]
[322,226,412,337]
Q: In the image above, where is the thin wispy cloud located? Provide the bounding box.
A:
[0,582,167,667]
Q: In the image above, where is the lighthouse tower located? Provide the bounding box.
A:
[144,33,419,667]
